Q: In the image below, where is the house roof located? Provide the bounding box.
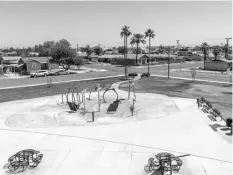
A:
[21,57,52,64]
[150,54,177,58]
[1,56,21,61]
[126,54,148,59]
[98,55,124,59]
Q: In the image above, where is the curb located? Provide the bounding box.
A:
[0,74,124,90]
[151,74,232,85]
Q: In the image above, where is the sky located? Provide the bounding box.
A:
[0,1,232,48]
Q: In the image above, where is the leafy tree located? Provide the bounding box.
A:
[9,47,15,52]
[201,42,209,70]
[118,46,131,54]
[145,28,155,75]
[130,34,146,64]
[93,45,103,56]
[212,46,221,60]
[83,45,93,60]
[51,39,76,70]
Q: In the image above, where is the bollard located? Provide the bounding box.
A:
[92,112,94,122]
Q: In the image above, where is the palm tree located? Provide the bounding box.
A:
[201,42,209,70]
[212,46,221,60]
[120,26,132,77]
[144,29,155,75]
[130,34,146,65]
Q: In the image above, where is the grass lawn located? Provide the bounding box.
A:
[119,76,232,120]
[0,76,124,103]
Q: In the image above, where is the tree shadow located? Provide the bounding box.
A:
[225,132,232,136]
[151,170,163,175]
[220,127,230,131]
[208,123,223,132]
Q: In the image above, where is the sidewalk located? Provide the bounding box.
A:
[0,74,124,90]
[133,61,198,68]
[178,68,232,75]
[151,74,232,85]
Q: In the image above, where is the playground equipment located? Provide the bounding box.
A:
[102,87,119,103]
[128,78,136,101]
[3,149,43,174]
[87,84,101,100]
[57,86,74,105]
[144,152,186,175]
[46,76,52,88]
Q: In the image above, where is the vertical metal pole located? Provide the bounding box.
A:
[98,89,100,112]
[83,91,86,112]
[92,112,94,122]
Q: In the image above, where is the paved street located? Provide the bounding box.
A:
[0,61,231,88]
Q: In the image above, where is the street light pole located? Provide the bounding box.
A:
[225,37,232,59]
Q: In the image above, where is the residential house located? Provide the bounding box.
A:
[0,56,22,73]
[98,54,124,63]
[89,54,99,62]
[19,57,59,72]
[112,54,149,66]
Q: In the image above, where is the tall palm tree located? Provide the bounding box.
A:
[201,42,209,70]
[144,29,155,75]
[120,26,132,77]
[212,46,221,60]
[130,34,146,65]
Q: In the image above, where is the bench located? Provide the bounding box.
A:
[106,100,120,114]
[226,118,232,133]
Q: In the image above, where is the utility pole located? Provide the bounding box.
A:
[225,37,232,59]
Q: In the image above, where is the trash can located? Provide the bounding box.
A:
[226,117,232,127]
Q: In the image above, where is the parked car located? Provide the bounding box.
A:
[183,57,193,61]
[128,73,138,77]
[141,72,150,77]
[49,69,70,76]
[30,70,49,78]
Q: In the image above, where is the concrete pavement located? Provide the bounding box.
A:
[0,76,232,175]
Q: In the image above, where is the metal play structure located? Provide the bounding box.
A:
[3,149,43,174]
[128,78,136,101]
[144,152,189,175]
[57,79,137,118]
[58,84,103,115]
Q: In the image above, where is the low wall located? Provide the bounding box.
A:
[206,61,231,71]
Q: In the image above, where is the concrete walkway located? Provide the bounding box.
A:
[0,90,232,175]
[151,74,232,85]
[0,74,124,90]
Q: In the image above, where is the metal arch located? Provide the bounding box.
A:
[71,86,80,104]
[87,84,101,100]
[66,87,73,103]
[102,88,119,103]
